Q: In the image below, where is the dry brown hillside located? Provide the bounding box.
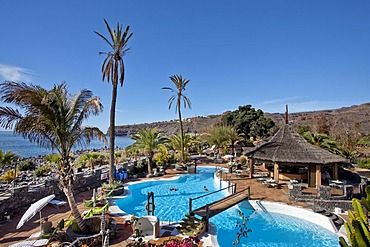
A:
[116,103,370,145]
[267,103,370,149]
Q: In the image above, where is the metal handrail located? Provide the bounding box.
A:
[191,184,234,201]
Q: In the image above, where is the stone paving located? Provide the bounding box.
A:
[0,160,307,247]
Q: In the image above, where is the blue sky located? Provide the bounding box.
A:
[1,1,369,132]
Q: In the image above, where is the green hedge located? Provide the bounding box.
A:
[357,158,370,169]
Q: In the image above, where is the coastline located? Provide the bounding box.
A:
[0,131,133,158]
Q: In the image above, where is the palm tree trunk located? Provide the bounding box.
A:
[178,103,185,163]
[64,185,88,233]
[59,157,88,233]
[109,83,118,184]
[147,154,153,174]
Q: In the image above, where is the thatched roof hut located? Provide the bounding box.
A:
[245,124,346,187]
[246,124,346,164]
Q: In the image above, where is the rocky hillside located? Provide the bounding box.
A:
[116,103,370,139]
[115,115,222,136]
[267,103,370,137]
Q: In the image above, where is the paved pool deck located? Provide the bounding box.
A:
[0,160,316,247]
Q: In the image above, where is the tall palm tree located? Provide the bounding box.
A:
[0,82,106,233]
[127,128,167,175]
[95,19,133,184]
[162,75,192,163]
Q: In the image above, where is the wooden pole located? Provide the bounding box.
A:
[205,204,210,232]
[285,104,289,124]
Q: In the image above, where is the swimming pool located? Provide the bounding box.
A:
[117,167,340,247]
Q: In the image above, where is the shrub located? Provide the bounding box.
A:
[102,181,122,190]
[0,170,17,182]
[239,156,247,166]
[357,158,370,169]
[244,139,254,147]
[74,160,87,169]
[18,160,36,171]
[33,165,52,177]
[133,159,147,174]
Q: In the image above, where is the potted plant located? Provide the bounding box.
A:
[102,181,125,196]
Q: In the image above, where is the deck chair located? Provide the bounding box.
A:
[49,199,67,209]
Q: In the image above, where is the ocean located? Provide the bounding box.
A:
[0,131,134,158]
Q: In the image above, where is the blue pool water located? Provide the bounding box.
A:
[117,167,340,247]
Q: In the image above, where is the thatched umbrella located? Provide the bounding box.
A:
[245,124,346,187]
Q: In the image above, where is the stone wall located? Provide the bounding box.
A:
[0,168,107,218]
[289,184,354,212]
[356,170,370,179]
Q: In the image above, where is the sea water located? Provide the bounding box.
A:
[0,131,133,157]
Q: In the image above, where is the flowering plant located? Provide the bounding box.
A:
[128,236,199,247]
[163,237,199,247]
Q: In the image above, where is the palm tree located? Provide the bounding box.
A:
[162,75,192,163]
[303,132,330,147]
[95,19,133,185]
[303,132,344,155]
[200,125,230,155]
[125,143,142,162]
[0,150,20,180]
[224,126,245,156]
[168,132,198,162]
[0,82,106,233]
[127,128,167,175]
[80,152,101,171]
[0,150,20,168]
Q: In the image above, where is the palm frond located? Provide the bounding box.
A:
[0,107,23,129]
[104,19,116,47]
[94,31,114,49]
[183,96,192,109]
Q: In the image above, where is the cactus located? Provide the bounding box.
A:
[361,186,370,212]
[339,198,370,247]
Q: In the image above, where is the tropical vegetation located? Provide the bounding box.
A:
[80,152,104,171]
[200,125,244,155]
[339,186,370,247]
[0,150,20,168]
[17,159,36,171]
[162,75,192,163]
[0,169,17,182]
[168,132,198,163]
[95,19,133,185]
[0,82,106,233]
[153,145,171,167]
[221,105,275,139]
[301,131,351,158]
[127,128,167,175]
[33,164,52,177]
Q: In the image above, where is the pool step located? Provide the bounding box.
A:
[314,209,344,230]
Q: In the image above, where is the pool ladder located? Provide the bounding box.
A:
[256,200,268,212]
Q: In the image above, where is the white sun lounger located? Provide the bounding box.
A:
[49,199,67,209]
[8,239,49,247]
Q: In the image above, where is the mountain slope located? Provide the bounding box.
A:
[116,103,370,139]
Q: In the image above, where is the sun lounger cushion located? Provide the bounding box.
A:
[49,200,67,208]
